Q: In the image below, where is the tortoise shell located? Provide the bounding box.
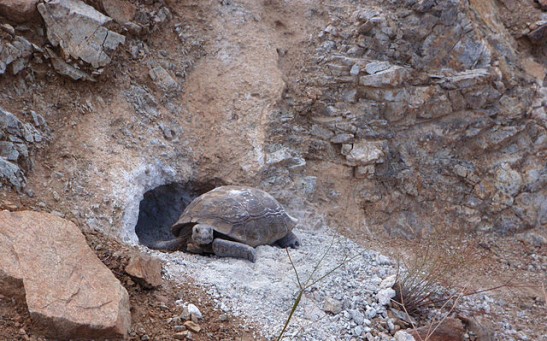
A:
[172,186,298,247]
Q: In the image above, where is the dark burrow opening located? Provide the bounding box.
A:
[135,183,193,247]
[135,181,221,248]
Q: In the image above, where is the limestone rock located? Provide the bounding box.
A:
[360,65,410,87]
[38,0,125,68]
[0,211,131,339]
[376,288,396,306]
[0,0,39,23]
[345,140,387,166]
[125,252,163,289]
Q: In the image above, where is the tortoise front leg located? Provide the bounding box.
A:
[212,239,257,262]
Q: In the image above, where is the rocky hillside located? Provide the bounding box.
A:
[0,0,545,340]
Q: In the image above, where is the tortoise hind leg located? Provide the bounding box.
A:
[212,239,257,262]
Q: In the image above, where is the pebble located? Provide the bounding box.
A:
[173,331,188,340]
[366,306,377,320]
[183,321,201,333]
[323,297,343,314]
[350,309,365,325]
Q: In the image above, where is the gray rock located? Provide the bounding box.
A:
[148,62,179,91]
[376,288,396,306]
[330,133,354,144]
[0,157,25,189]
[0,141,19,161]
[360,65,410,87]
[394,330,416,341]
[345,140,387,166]
[365,306,377,319]
[38,0,125,68]
[350,309,365,325]
[46,48,96,81]
[365,61,392,75]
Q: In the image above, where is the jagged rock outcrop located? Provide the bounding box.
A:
[279,0,546,236]
[0,107,47,190]
[0,24,38,75]
[0,210,131,340]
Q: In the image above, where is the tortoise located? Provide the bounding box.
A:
[148,186,300,262]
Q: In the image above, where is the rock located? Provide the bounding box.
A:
[408,317,465,341]
[527,22,547,45]
[323,297,343,314]
[360,65,410,87]
[515,230,547,247]
[376,288,396,306]
[379,275,396,289]
[174,331,189,339]
[101,0,135,24]
[350,309,365,325]
[0,0,39,23]
[149,61,179,91]
[330,133,354,144]
[0,211,131,339]
[365,306,377,319]
[0,157,25,189]
[187,304,203,320]
[38,0,125,68]
[183,321,201,333]
[394,330,416,341]
[493,163,522,197]
[365,61,392,75]
[345,140,387,166]
[0,35,34,75]
[45,48,96,81]
[125,252,163,289]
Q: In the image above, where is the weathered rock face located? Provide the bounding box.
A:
[277,0,546,237]
[0,107,47,190]
[0,0,39,23]
[0,24,37,75]
[38,0,125,68]
[0,210,131,339]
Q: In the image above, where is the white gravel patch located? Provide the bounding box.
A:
[154,225,399,340]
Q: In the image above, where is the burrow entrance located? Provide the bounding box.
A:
[134,182,220,248]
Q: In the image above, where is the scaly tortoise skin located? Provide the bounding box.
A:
[149,186,300,262]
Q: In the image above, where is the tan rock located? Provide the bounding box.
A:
[101,0,135,24]
[183,320,201,333]
[125,252,163,289]
[0,210,131,339]
[0,0,39,23]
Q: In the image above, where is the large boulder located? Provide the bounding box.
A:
[0,210,131,339]
[0,0,39,23]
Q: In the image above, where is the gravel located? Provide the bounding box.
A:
[155,225,399,340]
